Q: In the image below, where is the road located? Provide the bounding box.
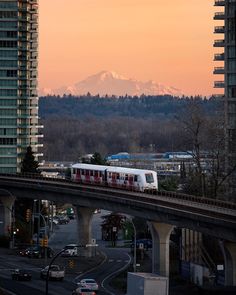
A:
[0,210,130,295]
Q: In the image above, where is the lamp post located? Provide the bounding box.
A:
[34,212,47,264]
[125,216,137,272]
[45,248,65,295]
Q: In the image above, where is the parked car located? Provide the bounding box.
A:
[19,246,54,258]
[58,216,70,224]
[78,279,99,292]
[40,264,65,281]
[72,287,96,295]
[11,269,32,281]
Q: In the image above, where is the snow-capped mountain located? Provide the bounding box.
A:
[39,71,183,97]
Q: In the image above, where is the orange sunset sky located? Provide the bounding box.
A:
[39,0,221,96]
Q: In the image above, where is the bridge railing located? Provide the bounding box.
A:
[0,172,236,211]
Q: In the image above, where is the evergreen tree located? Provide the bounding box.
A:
[21,146,39,174]
[90,152,107,165]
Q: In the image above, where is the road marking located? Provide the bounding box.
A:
[101,252,132,295]
[108,259,114,262]
[73,251,107,283]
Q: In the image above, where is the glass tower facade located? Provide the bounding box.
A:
[0,0,43,173]
[214,0,236,200]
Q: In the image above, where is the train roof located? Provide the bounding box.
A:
[72,163,157,175]
[72,163,109,171]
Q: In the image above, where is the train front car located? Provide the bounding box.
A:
[106,166,158,192]
[139,170,158,193]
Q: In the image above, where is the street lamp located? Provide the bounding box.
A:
[45,248,65,295]
[125,216,137,272]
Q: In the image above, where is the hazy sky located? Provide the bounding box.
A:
[39,0,220,96]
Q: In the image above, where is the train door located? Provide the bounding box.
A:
[104,169,108,185]
[128,174,134,190]
[76,169,81,182]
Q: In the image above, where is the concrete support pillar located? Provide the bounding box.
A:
[0,194,15,236]
[74,206,94,257]
[148,222,174,277]
[219,241,236,286]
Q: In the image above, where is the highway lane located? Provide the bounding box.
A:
[0,210,131,295]
[75,247,130,295]
[49,210,130,295]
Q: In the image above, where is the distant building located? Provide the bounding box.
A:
[0,0,43,173]
[106,152,211,177]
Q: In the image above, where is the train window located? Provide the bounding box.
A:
[90,170,94,176]
[125,174,128,181]
[117,173,120,180]
[95,171,98,177]
[134,175,138,182]
[73,169,76,174]
[145,173,154,183]
[108,172,111,178]
[81,170,84,175]
[86,170,89,176]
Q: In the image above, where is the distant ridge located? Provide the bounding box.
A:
[39,70,183,97]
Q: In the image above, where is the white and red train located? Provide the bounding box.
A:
[71,163,158,192]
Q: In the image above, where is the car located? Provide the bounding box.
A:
[20,246,54,258]
[57,215,70,224]
[72,287,96,295]
[78,279,99,292]
[40,264,65,281]
[61,244,78,257]
[11,269,32,281]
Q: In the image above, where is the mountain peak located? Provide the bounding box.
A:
[93,70,128,81]
[39,71,183,97]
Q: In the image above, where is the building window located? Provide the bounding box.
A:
[0,138,16,145]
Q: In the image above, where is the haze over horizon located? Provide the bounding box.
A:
[39,0,218,97]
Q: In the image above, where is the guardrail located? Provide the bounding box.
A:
[0,173,235,211]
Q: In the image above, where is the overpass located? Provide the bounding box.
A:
[0,174,236,285]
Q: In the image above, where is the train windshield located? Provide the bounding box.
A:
[145,173,154,183]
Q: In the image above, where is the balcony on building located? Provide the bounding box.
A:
[213,39,225,47]
[214,26,225,34]
[214,81,225,88]
[214,53,225,61]
[214,0,225,6]
[213,12,225,20]
[213,67,225,74]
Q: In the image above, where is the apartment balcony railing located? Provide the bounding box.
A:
[214,53,225,61]
[214,81,225,88]
[214,0,225,5]
[214,12,225,20]
[214,39,225,47]
[213,67,225,74]
[214,26,225,33]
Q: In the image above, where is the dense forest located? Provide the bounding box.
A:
[39,95,222,161]
[39,94,219,119]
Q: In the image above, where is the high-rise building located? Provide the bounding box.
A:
[0,0,43,173]
[214,0,236,200]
